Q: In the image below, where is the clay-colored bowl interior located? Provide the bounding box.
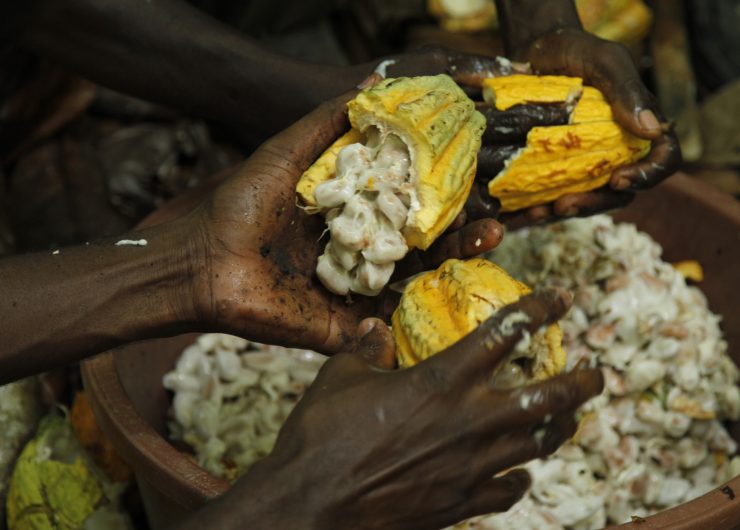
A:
[82,173,740,529]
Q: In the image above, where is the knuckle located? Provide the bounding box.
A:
[598,40,630,60]
[412,363,451,394]
[328,352,363,373]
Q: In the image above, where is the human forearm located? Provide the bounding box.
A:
[18,0,364,141]
[0,218,198,384]
[494,0,582,59]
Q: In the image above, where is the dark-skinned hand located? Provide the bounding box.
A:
[490,0,682,225]
[384,41,680,227]
[514,28,682,224]
[181,89,504,354]
[178,289,604,530]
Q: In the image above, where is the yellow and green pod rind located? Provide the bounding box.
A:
[6,415,131,530]
[391,258,566,379]
[296,75,486,251]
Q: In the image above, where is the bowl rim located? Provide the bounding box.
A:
[81,172,740,525]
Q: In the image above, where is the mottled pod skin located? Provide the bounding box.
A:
[296,75,486,251]
[392,258,566,384]
[482,75,651,212]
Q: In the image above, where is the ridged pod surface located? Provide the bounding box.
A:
[296,75,485,251]
[482,75,651,212]
[392,258,566,383]
[6,415,128,529]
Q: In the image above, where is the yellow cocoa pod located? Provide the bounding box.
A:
[297,75,485,250]
[576,0,653,44]
[6,415,132,530]
[672,260,704,282]
[392,258,566,386]
[432,0,652,43]
[297,76,485,296]
[482,75,651,212]
[482,75,583,111]
[570,86,614,123]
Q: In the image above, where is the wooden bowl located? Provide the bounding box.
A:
[82,173,740,529]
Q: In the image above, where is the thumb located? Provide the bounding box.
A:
[255,89,358,174]
[464,469,531,516]
[355,318,397,370]
[446,468,530,523]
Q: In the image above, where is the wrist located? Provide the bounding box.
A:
[495,0,582,60]
[211,454,325,530]
[144,211,211,333]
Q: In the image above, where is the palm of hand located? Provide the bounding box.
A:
[188,92,503,353]
[196,128,380,353]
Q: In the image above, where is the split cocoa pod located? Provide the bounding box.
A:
[482,75,651,212]
[392,258,567,387]
[296,75,486,296]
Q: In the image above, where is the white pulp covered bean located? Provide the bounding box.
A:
[455,216,740,529]
[314,131,413,296]
[164,334,327,480]
[316,253,352,295]
[167,217,740,526]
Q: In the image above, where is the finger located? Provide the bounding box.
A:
[477,104,570,144]
[422,218,504,264]
[610,131,682,191]
[357,72,383,89]
[477,144,522,179]
[479,414,578,475]
[529,30,662,140]
[465,181,501,221]
[354,318,396,370]
[448,209,467,232]
[552,188,634,218]
[394,218,504,281]
[496,368,604,429]
[455,469,531,521]
[500,187,635,228]
[426,288,572,383]
[499,203,554,230]
[447,53,513,87]
[256,90,357,173]
[597,64,662,140]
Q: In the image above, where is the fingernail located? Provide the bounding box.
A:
[544,287,573,312]
[542,427,567,454]
[503,469,531,493]
[613,177,631,191]
[574,358,590,371]
[638,110,661,134]
[575,367,605,395]
[358,318,377,337]
[357,73,382,90]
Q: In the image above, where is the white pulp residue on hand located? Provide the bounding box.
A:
[115,239,148,247]
[373,59,397,78]
[495,56,513,74]
[500,310,531,336]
